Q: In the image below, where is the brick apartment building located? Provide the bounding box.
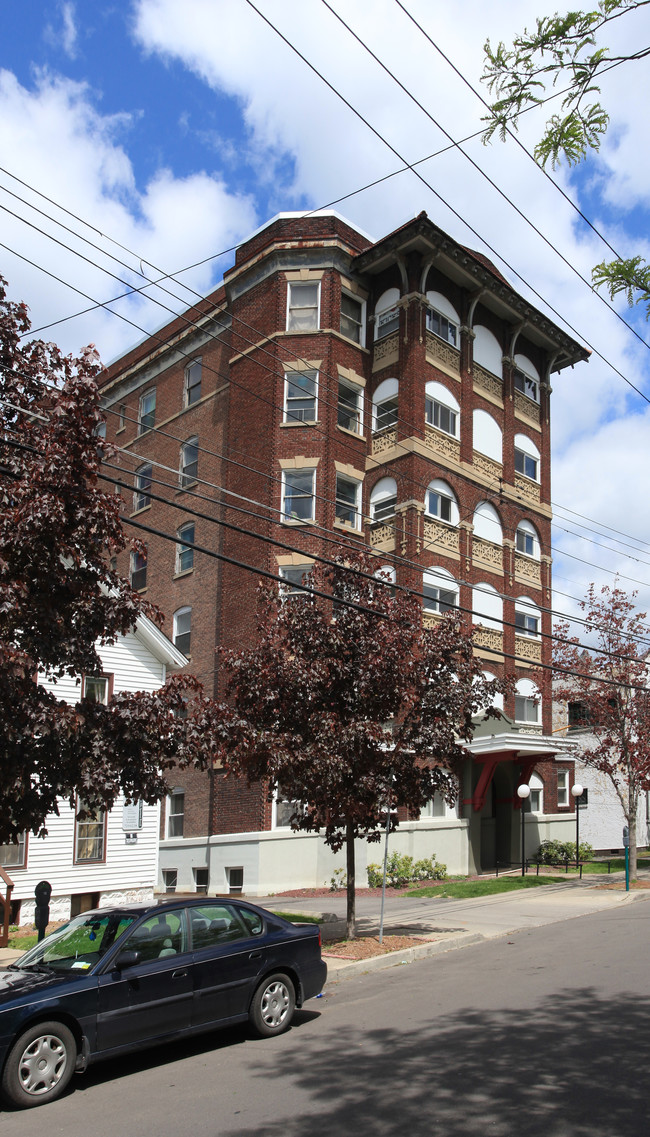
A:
[100,210,589,893]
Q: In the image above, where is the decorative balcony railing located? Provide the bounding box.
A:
[371,428,398,456]
[369,521,396,551]
[514,553,542,587]
[514,474,541,504]
[422,518,460,556]
[472,451,503,483]
[424,426,461,462]
[372,331,399,370]
[515,635,542,663]
[473,362,503,402]
[473,626,503,654]
[514,391,541,424]
[472,536,503,573]
[425,331,461,376]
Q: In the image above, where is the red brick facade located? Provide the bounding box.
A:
[100,210,588,853]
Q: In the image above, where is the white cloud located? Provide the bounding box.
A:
[44,2,79,60]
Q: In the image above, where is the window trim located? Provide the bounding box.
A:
[0,832,28,870]
[138,388,156,434]
[375,304,400,340]
[337,378,364,435]
[166,788,185,839]
[515,447,539,481]
[279,564,313,602]
[515,522,539,558]
[74,798,107,865]
[133,463,153,512]
[286,281,320,333]
[334,472,362,530]
[173,606,192,656]
[179,436,199,489]
[81,673,113,704]
[184,359,202,407]
[340,290,366,346]
[176,523,195,574]
[557,769,569,807]
[425,397,458,437]
[130,548,147,591]
[426,305,458,347]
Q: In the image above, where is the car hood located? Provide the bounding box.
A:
[0,966,70,1003]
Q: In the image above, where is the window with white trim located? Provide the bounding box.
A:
[83,675,110,704]
[74,799,106,863]
[273,787,304,829]
[473,325,503,377]
[180,436,199,488]
[284,369,318,422]
[516,519,540,558]
[133,463,152,512]
[185,359,202,406]
[340,292,365,344]
[130,548,147,591]
[514,354,541,403]
[557,769,568,807]
[425,478,458,524]
[335,473,362,529]
[514,678,540,724]
[282,468,316,522]
[426,306,458,346]
[472,583,503,630]
[514,434,540,482]
[425,381,460,437]
[176,523,195,573]
[473,501,503,545]
[473,409,503,463]
[287,281,320,331]
[370,477,397,523]
[279,564,313,602]
[529,773,544,813]
[423,567,458,614]
[374,288,400,340]
[372,377,398,433]
[0,833,26,868]
[515,596,541,638]
[167,789,185,837]
[419,793,447,818]
[173,607,191,655]
[162,869,177,893]
[337,379,363,434]
[138,389,156,434]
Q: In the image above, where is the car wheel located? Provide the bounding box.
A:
[1,1021,77,1109]
[250,973,295,1037]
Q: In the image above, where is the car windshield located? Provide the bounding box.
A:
[16,912,137,973]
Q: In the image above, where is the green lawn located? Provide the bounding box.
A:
[407,876,566,899]
[272,911,322,924]
[580,857,650,874]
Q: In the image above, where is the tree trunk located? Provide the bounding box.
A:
[345,818,356,940]
[629,785,638,881]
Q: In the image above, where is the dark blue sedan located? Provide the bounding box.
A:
[0,897,327,1109]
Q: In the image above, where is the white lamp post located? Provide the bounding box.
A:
[571,782,584,872]
[517,784,531,876]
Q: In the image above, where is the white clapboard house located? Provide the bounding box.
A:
[1,614,186,925]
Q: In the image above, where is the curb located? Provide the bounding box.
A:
[323,931,485,981]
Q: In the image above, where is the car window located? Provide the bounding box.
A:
[19,912,138,972]
[237,906,264,936]
[123,910,188,963]
[189,904,254,950]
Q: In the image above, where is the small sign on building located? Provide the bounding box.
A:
[122,801,143,832]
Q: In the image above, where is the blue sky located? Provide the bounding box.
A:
[2,0,650,619]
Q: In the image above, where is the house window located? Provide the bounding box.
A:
[557,770,568,807]
[130,548,147,591]
[284,370,318,422]
[370,477,397,523]
[529,774,544,813]
[515,448,538,481]
[337,380,363,433]
[282,469,316,522]
[425,397,457,437]
[167,789,185,837]
[173,607,192,655]
[118,404,126,430]
[74,801,106,863]
[133,463,152,511]
[273,789,303,829]
[372,378,399,433]
[375,305,399,339]
[138,389,156,434]
[180,436,199,488]
[423,569,458,614]
[419,793,447,818]
[185,359,202,406]
[176,523,195,573]
[287,281,320,331]
[426,306,458,346]
[194,868,209,894]
[568,701,590,731]
[515,598,540,637]
[515,695,540,723]
[516,521,539,557]
[340,292,364,344]
[162,869,177,893]
[0,833,26,868]
[83,676,109,704]
[335,473,361,529]
[426,479,457,524]
[279,564,313,602]
[226,867,244,894]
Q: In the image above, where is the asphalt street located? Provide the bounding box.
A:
[2,891,649,1136]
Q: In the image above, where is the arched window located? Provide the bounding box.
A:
[516,519,540,558]
[515,596,541,638]
[134,463,152,512]
[529,773,544,812]
[473,325,502,376]
[514,433,540,482]
[374,287,400,340]
[423,567,458,614]
[472,582,503,629]
[372,378,399,433]
[425,381,460,437]
[370,477,397,522]
[425,479,458,525]
[515,678,541,724]
[481,670,504,712]
[173,607,192,655]
[426,291,460,346]
[473,502,503,545]
[514,354,541,403]
[473,409,502,463]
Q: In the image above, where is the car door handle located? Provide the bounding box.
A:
[172,968,188,979]
[249,951,262,960]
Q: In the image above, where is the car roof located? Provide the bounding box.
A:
[78,897,273,920]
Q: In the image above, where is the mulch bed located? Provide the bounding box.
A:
[322,934,432,960]
[275,881,448,899]
[594,880,650,890]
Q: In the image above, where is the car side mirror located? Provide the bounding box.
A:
[113,950,141,971]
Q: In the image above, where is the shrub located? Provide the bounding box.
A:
[535,839,593,864]
[366,852,446,889]
[329,868,347,891]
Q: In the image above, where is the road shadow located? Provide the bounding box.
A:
[215,987,650,1137]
